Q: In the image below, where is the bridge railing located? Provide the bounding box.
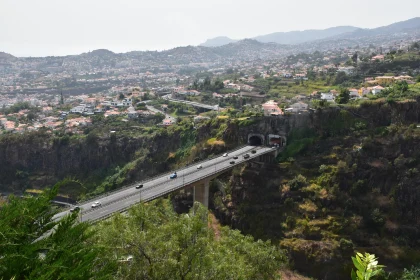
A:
[88,147,278,222]
[78,145,250,207]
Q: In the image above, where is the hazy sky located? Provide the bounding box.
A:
[1,0,419,57]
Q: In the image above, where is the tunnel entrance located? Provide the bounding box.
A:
[249,135,263,146]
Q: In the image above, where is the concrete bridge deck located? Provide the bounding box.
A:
[53,145,278,223]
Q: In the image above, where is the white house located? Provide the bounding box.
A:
[70,104,86,114]
[122,98,132,106]
[287,102,309,112]
[321,93,335,101]
[371,86,384,95]
[337,66,355,75]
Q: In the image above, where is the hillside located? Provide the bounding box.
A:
[212,102,420,279]
[200,17,420,47]
[253,26,359,44]
[331,17,420,40]
[200,36,237,47]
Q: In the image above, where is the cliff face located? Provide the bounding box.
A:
[0,130,185,193]
[211,101,420,279]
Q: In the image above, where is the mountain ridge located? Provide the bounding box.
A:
[200,17,420,47]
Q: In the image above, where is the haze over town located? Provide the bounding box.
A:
[1,0,420,56]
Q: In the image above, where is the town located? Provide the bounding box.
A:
[1,35,420,134]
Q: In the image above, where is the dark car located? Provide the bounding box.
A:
[230,161,235,164]
[251,150,256,154]
[243,154,250,159]
[233,156,238,159]
[135,184,143,189]
[170,172,177,179]
[70,206,80,212]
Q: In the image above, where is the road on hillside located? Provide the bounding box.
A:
[54,145,276,222]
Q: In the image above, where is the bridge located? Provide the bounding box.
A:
[53,144,281,223]
[162,94,219,111]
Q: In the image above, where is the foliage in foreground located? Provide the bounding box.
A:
[351,252,385,280]
[0,186,116,279]
[95,199,286,280]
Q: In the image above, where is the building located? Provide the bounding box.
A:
[371,85,384,95]
[286,102,309,113]
[321,93,335,101]
[262,100,284,116]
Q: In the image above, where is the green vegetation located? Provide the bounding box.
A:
[0,186,116,279]
[0,189,287,279]
[96,200,286,279]
[351,252,385,280]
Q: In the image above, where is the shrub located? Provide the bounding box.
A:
[289,174,307,191]
[339,238,354,253]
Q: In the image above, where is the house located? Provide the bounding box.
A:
[287,102,309,112]
[162,118,175,126]
[262,100,284,116]
[122,98,132,106]
[127,107,138,119]
[293,74,308,80]
[358,87,371,96]
[240,85,254,92]
[371,86,384,95]
[337,66,355,75]
[349,89,359,98]
[371,55,385,61]
[70,104,86,114]
[321,93,335,101]
[376,76,394,85]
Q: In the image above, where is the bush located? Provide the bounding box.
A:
[401,265,420,279]
[289,174,307,191]
[339,238,354,252]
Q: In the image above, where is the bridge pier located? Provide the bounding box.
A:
[193,179,210,208]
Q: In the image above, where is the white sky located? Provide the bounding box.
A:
[1,0,419,57]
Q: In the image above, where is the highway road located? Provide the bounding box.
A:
[53,145,276,223]
[162,94,219,111]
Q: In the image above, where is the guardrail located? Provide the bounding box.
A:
[164,97,218,110]
[88,147,278,222]
[77,145,251,207]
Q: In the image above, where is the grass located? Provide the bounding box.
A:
[207,137,225,146]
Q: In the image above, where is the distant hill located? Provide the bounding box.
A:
[253,26,359,45]
[200,17,420,47]
[200,36,237,47]
[331,17,420,39]
[0,52,17,62]
[83,49,117,57]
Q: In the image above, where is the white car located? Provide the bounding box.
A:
[197,164,202,169]
[91,201,101,208]
[223,153,228,157]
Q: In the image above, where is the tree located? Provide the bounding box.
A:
[351,52,358,65]
[336,88,350,104]
[118,93,125,100]
[351,252,385,280]
[0,185,116,279]
[395,80,409,95]
[334,71,348,85]
[96,200,285,279]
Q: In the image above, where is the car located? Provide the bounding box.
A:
[196,164,202,169]
[69,206,80,212]
[233,156,238,159]
[251,150,256,154]
[91,201,101,208]
[230,161,235,164]
[135,184,143,189]
[170,172,177,179]
[223,153,228,157]
[243,154,250,159]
